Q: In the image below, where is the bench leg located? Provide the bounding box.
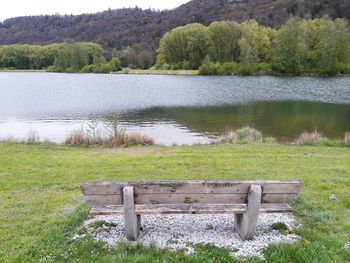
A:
[235,184,262,240]
[123,186,141,241]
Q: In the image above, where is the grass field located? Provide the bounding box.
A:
[0,143,349,262]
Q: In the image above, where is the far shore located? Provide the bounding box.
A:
[1,68,350,77]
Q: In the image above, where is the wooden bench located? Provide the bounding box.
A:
[81,180,303,241]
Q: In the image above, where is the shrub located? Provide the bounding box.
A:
[181,61,191,70]
[218,126,263,144]
[64,118,154,147]
[94,63,113,74]
[65,67,78,73]
[236,126,263,143]
[221,62,239,75]
[80,64,95,73]
[171,63,182,70]
[257,62,273,75]
[199,62,220,75]
[161,64,170,70]
[65,130,86,145]
[218,131,238,144]
[344,132,350,146]
[110,58,122,72]
[237,64,254,75]
[295,130,325,146]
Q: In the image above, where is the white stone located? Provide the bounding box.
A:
[76,213,300,259]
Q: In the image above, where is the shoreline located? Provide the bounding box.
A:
[2,69,350,77]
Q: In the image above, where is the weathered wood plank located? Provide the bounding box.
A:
[81,182,124,195]
[84,192,299,208]
[261,184,303,194]
[134,193,299,205]
[132,181,303,194]
[128,180,302,186]
[262,193,300,204]
[81,181,303,196]
[84,194,122,207]
[259,204,293,213]
[134,204,247,214]
[90,203,293,216]
[134,193,247,204]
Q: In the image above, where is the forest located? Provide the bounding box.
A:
[0,41,121,73]
[157,18,350,75]
[0,0,349,58]
[1,17,349,75]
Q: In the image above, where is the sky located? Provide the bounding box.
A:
[0,0,190,22]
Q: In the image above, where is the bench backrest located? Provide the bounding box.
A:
[81,180,303,210]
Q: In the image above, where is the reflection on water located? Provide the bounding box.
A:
[0,73,349,145]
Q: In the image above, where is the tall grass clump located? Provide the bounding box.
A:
[26,128,40,144]
[65,116,154,147]
[64,130,86,146]
[236,126,263,143]
[218,130,238,143]
[218,126,263,144]
[295,130,325,146]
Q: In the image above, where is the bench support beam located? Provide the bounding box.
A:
[123,186,141,241]
[235,185,262,240]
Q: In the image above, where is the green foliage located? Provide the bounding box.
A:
[0,41,116,73]
[157,23,210,69]
[0,44,62,69]
[274,17,350,75]
[122,44,154,69]
[51,41,106,73]
[271,222,289,234]
[208,21,241,63]
[79,57,122,74]
[110,57,122,72]
[157,17,350,76]
[236,126,263,143]
[199,59,221,75]
[161,63,170,70]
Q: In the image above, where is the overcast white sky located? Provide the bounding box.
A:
[0,0,190,22]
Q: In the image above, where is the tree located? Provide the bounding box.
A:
[239,20,274,68]
[274,18,306,74]
[208,21,241,62]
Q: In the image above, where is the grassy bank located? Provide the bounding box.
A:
[0,143,349,262]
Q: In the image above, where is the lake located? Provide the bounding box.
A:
[0,72,349,145]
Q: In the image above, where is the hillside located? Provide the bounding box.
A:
[0,0,349,52]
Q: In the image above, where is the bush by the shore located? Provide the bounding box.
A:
[65,129,154,147]
[218,126,263,144]
[217,127,350,147]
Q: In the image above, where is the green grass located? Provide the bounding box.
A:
[117,69,199,75]
[0,142,349,262]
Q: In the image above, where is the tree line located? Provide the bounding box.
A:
[0,41,121,73]
[156,18,350,75]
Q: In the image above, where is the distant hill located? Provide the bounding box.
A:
[0,0,349,52]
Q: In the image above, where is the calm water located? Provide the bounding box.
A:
[0,72,349,145]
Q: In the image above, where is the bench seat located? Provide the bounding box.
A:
[81,180,302,241]
[90,203,293,216]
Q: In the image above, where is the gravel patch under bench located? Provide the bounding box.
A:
[76,213,301,259]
